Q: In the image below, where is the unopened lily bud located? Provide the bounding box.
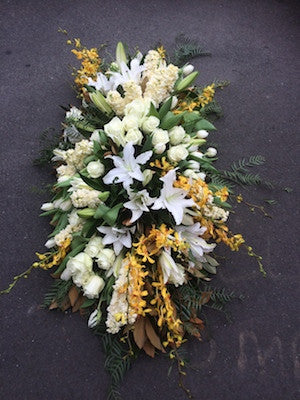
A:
[90,91,112,115]
[206,147,217,157]
[182,64,194,76]
[175,71,199,92]
[116,42,128,67]
[98,191,110,202]
[77,208,96,218]
[45,238,56,248]
[187,138,206,148]
[171,96,178,109]
[142,169,154,186]
[196,129,209,139]
[41,202,54,211]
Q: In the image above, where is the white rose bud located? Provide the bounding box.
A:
[125,128,143,145]
[196,172,206,181]
[182,64,194,76]
[60,199,72,212]
[142,169,154,186]
[41,202,54,211]
[154,143,166,154]
[142,116,160,134]
[169,126,186,145]
[188,160,200,170]
[190,151,204,159]
[206,147,217,157]
[84,236,104,258]
[171,96,178,109]
[167,145,189,163]
[87,160,105,178]
[122,115,139,131]
[196,129,209,139]
[90,130,101,142]
[104,117,126,147]
[97,248,116,270]
[83,275,105,299]
[45,238,56,248]
[152,128,169,146]
[183,169,198,179]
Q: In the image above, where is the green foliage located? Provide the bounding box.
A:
[41,279,72,308]
[33,128,65,166]
[199,100,223,119]
[101,333,134,400]
[209,155,273,189]
[171,34,211,66]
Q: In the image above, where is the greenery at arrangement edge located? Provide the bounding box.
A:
[1,33,276,400]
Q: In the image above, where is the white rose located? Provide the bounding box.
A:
[61,252,93,285]
[41,202,54,211]
[125,128,143,145]
[142,116,160,134]
[206,147,217,157]
[122,115,139,131]
[182,64,194,76]
[196,129,209,139]
[142,169,154,186]
[167,145,188,163]
[152,128,169,146]
[85,236,104,258]
[104,117,126,147]
[83,275,105,299]
[97,248,116,270]
[73,270,92,287]
[154,143,166,154]
[183,169,198,179]
[124,99,150,119]
[87,160,105,178]
[169,126,186,145]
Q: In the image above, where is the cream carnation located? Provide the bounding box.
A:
[87,160,105,178]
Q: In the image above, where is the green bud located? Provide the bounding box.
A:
[77,208,96,218]
[187,138,207,148]
[116,42,128,67]
[90,91,112,115]
[175,71,199,92]
[98,191,110,202]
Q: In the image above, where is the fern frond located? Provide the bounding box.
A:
[41,279,72,308]
[171,34,211,66]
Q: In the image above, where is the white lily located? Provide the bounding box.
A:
[152,169,195,225]
[87,72,115,95]
[124,189,156,223]
[177,222,216,261]
[103,142,152,190]
[159,249,186,286]
[97,226,136,255]
[109,55,144,88]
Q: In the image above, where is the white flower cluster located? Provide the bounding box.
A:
[53,210,83,247]
[203,205,229,223]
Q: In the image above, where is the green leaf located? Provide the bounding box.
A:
[103,203,123,226]
[195,119,216,131]
[148,102,160,119]
[94,203,111,219]
[213,197,232,209]
[79,173,104,191]
[158,97,173,119]
[81,298,97,309]
[82,219,99,238]
[55,178,72,188]
[160,112,183,130]
[39,209,57,217]
[141,135,153,152]
[93,140,102,155]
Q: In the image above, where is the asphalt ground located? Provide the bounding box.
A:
[0,1,299,399]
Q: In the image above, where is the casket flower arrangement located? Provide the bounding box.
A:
[1,35,272,399]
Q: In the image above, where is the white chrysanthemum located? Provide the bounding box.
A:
[65,140,93,170]
[56,164,76,182]
[70,188,101,209]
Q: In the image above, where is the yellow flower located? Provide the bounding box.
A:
[215,187,229,202]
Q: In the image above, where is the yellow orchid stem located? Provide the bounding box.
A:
[0,262,39,295]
